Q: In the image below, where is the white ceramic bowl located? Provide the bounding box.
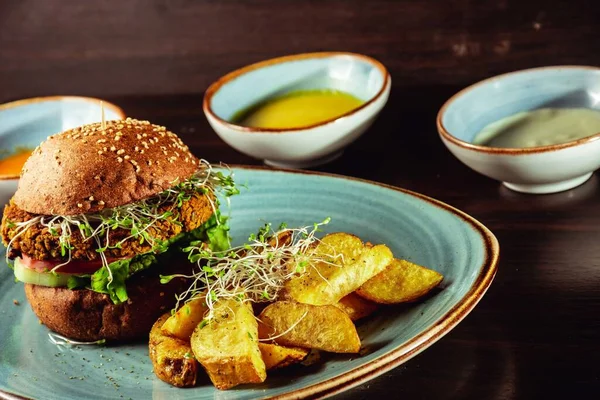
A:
[0,96,125,204]
[203,52,391,168]
[437,66,600,194]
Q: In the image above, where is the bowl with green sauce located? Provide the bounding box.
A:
[203,52,391,168]
[437,66,600,194]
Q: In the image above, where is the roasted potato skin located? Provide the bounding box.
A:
[149,313,198,388]
[335,292,379,321]
[357,258,443,304]
[284,233,393,305]
[191,299,266,390]
[258,301,361,353]
[161,295,208,341]
[259,342,309,370]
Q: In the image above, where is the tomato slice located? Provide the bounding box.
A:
[20,254,121,274]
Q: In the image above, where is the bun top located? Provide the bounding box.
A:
[13,118,199,215]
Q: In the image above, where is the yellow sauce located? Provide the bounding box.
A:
[0,149,32,177]
[234,90,364,129]
[473,108,600,148]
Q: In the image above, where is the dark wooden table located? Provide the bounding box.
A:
[107,89,600,399]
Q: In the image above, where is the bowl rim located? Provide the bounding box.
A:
[437,65,600,155]
[0,95,126,117]
[202,51,391,134]
[0,96,126,181]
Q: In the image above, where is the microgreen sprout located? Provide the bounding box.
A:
[48,332,106,347]
[5,159,237,279]
[163,217,336,320]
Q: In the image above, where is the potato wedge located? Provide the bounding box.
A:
[149,313,198,388]
[284,233,393,305]
[356,258,443,304]
[335,292,379,321]
[161,295,208,340]
[258,301,360,353]
[258,342,309,370]
[191,299,266,390]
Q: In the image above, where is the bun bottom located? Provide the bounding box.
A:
[24,259,191,342]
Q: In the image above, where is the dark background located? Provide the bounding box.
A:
[1,0,599,103]
[2,1,600,399]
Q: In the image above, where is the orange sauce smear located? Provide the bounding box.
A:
[0,150,32,177]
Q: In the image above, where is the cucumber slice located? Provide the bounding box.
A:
[14,258,73,287]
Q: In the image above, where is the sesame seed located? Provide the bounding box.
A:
[89,196,94,201]
[115,136,121,141]
[98,150,103,155]
[117,157,123,163]
[98,200,105,205]
[117,149,125,155]
[77,203,83,208]
[94,175,100,180]
[110,146,116,151]
[124,155,130,160]
[136,134,142,139]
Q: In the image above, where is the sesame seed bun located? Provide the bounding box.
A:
[24,258,190,342]
[13,118,199,215]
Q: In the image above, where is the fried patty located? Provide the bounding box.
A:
[1,193,214,262]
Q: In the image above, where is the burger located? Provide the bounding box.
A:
[1,118,235,342]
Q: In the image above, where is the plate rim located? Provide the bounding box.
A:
[232,166,499,399]
[0,165,499,400]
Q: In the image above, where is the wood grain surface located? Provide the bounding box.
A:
[1,0,599,103]
[1,0,600,398]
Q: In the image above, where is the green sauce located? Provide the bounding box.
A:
[472,108,600,148]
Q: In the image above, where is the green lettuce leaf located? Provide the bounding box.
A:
[61,213,231,304]
[91,259,130,304]
[180,211,231,252]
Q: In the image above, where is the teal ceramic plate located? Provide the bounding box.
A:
[0,167,498,400]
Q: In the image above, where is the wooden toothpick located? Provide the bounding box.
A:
[101,101,106,130]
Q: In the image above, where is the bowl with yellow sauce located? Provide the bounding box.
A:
[204,52,391,168]
[0,96,125,203]
[438,66,600,194]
